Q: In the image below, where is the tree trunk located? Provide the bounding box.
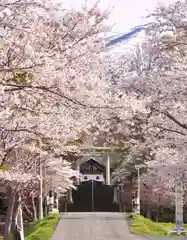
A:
[17,206,24,240]
[12,194,21,240]
[146,205,151,219]
[31,196,37,221]
[38,162,43,220]
[156,206,160,222]
[3,187,16,240]
[22,203,34,221]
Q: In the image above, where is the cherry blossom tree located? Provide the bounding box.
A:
[106,1,187,147]
[106,0,187,164]
[132,1,187,149]
[0,0,150,239]
[131,2,187,203]
[141,146,187,219]
[0,148,39,239]
[101,2,187,219]
[0,0,147,155]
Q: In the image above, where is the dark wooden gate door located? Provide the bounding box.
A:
[94,182,119,212]
[67,181,92,212]
[67,181,119,212]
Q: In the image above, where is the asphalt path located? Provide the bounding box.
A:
[52,212,187,240]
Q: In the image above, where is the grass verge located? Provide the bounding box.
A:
[128,213,187,237]
[25,213,60,240]
[0,213,60,240]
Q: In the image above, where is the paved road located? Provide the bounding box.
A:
[52,212,144,240]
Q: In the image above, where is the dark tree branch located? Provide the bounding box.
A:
[3,83,125,109]
[163,110,187,130]
[0,64,43,73]
[155,126,186,138]
[152,107,187,131]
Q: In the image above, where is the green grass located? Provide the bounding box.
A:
[25,213,60,240]
[128,213,187,237]
[0,213,60,240]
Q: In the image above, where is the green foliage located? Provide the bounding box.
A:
[0,165,9,171]
[12,72,33,84]
[128,213,187,237]
[25,213,60,240]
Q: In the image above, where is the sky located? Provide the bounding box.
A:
[61,0,177,54]
[62,0,176,33]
